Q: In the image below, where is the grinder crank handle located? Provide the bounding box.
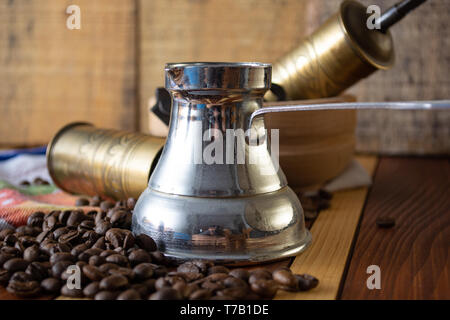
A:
[248,100,450,128]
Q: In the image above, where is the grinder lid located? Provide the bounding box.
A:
[165,62,272,91]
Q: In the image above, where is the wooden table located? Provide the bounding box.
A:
[1,155,448,300]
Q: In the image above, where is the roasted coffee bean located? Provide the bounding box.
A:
[177,262,200,274]
[200,272,228,284]
[51,261,73,278]
[229,268,250,281]
[61,284,84,298]
[92,236,106,250]
[16,225,38,236]
[81,230,100,245]
[150,251,168,266]
[99,274,129,291]
[250,279,279,298]
[0,253,15,267]
[41,277,62,293]
[10,271,33,282]
[217,287,248,299]
[75,198,90,207]
[36,230,53,243]
[114,200,127,209]
[82,265,105,281]
[126,198,136,210]
[53,227,70,240]
[105,254,128,267]
[189,288,212,300]
[20,180,30,186]
[99,263,119,273]
[376,216,396,228]
[57,210,71,225]
[43,215,59,232]
[71,244,89,257]
[99,250,116,258]
[95,290,120,300]
[88,255,106,266]
[169,272,204,282]
[25,262,49,281]
[90,195,102,207]
[296,274,319,291]
[95,211,107,224]
[105,228,128,248]
[4,234,18,246]
[128,249,151,266]
[131,283,149,297]
[83,281,100,298]
[95,221,112,236]
[0,228,14,241]
[7,279,40,297]
[123,233,135,249]
[224,276,247,288]
[135,234,157,252]
[1,246,20,256]
[109,267,135,281]
[50,252,75,265]
[155,275,185,290]
[207,265,229,275]
[110,210,128,227]
[117,289,141,300]
[201,281,224,292]
[100,200,115,211]
[0,269,11,285]
[58,230,80,245]
[67,210,87,227]
[79,220,95,231]
[3,258,29,272]
[133,263,154,280]
[248,269,272,284]
[27,212,45,227]
[49,243,71,255]
[272,268,298,290]
[149,288,182,300]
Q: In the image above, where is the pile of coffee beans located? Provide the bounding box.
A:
[0,196,318,300]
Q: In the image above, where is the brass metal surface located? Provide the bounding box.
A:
[265,0,395,101]
[47,122,165,200]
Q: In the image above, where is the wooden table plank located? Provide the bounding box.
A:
[340,157,450,299]
[276,155,378,300]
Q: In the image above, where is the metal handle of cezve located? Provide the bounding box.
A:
[249,100,450,128]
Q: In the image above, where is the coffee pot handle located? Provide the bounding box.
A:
[249,100,450,128]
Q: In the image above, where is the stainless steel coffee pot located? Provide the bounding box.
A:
[132,62,449,264]
[133,62,311,264]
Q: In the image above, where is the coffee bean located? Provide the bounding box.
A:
[7,279,41,297]
[169,272,204,282]
[123,233,135,249]
[0,269,11,286]
[105,254,128,267]
[92,236,106,250]
[0,228,15,241]
[250,279,279,298]
[248,269,272,284]
[49,243,71,255]
[296,274,319,291]
[58,230,80,245]
[0,253,15,268]
[177,262,200,274]
[228,268,250,281]
[109,267,135,281]
[189,288,212,300]
[50,252,75,265]
[27,212,45,227]
[135,234,157,252]
[17,225,38,236]
[36,230,53,243]
[25,262,49,281]
[128,249,151,266]
[71,244,89,257]
[51,261,73,278]
[82,265,105,281]
[223,276,247,288]
[99,274,129,291]
[126,198,136,210]
[3,258,29,272]
[207,265,230,275]
[88,255,106,267]
[117,289,141,300]
[61,284,84,298]
[100,200,115,211]
[79,220,95,231]
[20,180,30,186]
[110,210,128,227]
[376,216,396,228]
[272,268,298,290]
[133,263,154,280]
[90,195,102,207]
[150,251,168,265]
[43,215,59,232]
[76,198,90,207]
[83,281,100,298]
[149,288,182,300]
[131,283,149,297]
[95,290,120,300]
[41,277,62,293]
[1,246,20,256]
[201,281,224,292]
[98,263,119,273]
[217,287,248,299]
[95,221,112,236]
[4,234,18,246]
